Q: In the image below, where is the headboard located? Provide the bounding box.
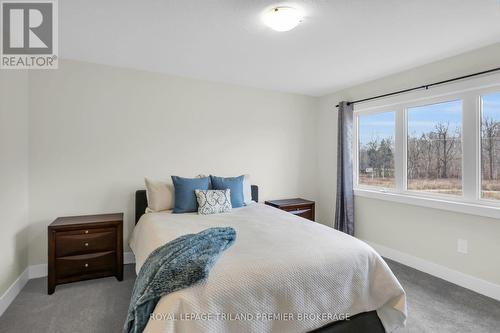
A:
[135,185,259,224]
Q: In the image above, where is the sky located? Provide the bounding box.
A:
[483,92,500,121]
[358,92,500,145]
[407,100,462,137]
[359,112,394,145]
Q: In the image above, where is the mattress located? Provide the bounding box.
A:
[129,203,407,333]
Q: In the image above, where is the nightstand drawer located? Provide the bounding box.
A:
[265,198,315,221]
[56,251,116,278]
[56,228,116,257]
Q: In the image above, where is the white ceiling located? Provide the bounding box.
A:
[60,0,500,96]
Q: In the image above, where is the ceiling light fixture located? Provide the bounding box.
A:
[262,6,304,32]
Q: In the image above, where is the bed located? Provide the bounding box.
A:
[130,187,406,333]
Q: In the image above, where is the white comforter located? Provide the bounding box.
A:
[130,203,406,333]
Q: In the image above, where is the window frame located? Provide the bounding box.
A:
[352,73,500,219]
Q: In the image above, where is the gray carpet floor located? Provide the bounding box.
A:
[0,260,499,333]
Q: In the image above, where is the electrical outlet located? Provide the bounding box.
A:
[457,239,468,254]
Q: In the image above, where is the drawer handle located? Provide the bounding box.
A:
[84,263,89,268]
[84,242,89,247]
[84,230,89,234]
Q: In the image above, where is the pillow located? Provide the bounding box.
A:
[144,178,174,212]
[210,175,245,208]
[195,189,232,215]
[242,174,252,205]
[171,176,210,213]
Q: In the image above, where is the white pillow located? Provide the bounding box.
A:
[144,178,174,212]
[243,174,252,205]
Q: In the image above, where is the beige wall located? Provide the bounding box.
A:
[0,71,29,295]
[27,59,318,265]
[316,43,500,285]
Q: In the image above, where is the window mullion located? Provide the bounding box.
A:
[394,107,406,193]
[462,95,479,201]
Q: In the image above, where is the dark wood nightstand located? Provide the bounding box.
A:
[265,198,315,221]
[47,213,123,294]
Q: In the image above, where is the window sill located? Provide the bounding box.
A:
[353,188,500,220]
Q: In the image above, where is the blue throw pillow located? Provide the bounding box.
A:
[171,176,210,213]
[210,175,245,208]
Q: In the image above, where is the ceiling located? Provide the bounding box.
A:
[60,0,500,96]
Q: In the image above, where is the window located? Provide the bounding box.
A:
[353,74,500,218]
[407,100,463,196]
[480,92,500,201]
[358,112,395,188]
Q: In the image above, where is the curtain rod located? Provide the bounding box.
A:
[334,67,500,108]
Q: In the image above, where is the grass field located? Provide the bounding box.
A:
[481,181,500,200]
[359,176,500,200]
[408,178,462,195]
[358,177,395,188]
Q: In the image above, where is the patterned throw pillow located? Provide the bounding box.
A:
[195,189,232,215]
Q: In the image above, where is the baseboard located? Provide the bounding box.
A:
[364,240,500,302]
[124,251,136,264]
[0,251,136,317]
[29,264,48,279]
[0,267,30,317]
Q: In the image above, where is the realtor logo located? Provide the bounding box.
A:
[1,0,58,69]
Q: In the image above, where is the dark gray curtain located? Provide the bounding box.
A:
[334,101,354,236]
